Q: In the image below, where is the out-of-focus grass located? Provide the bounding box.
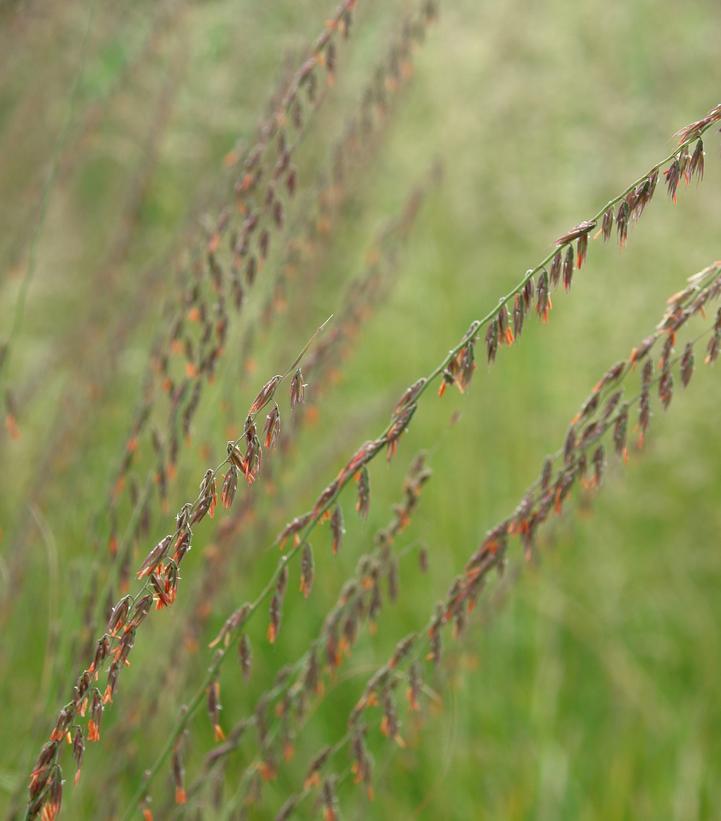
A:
[1,0,721,817]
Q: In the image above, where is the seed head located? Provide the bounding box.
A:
[550,250,562,287]
[681,342,694,387]
[239,633,252,679]
[249,375,282,416]
[290,368,306,409]
[300,543,315,598]
[330,505,345,555]
[355,467,370,517]
[263,404,281,448]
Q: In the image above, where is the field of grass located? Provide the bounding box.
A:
[1,0,721,818]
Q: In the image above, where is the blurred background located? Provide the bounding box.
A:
[1,0,721,818]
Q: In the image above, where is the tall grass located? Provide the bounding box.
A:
[2,0,721,818]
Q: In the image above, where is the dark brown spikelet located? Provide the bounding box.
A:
[665,157,681,203]
[630,335,656,365]
[562,245,574,291]
[162,561,179,607]
[290,368,306,409]
[72,671,90,715]
[325,40,337,79]
[380,686,402,744]
[485,319,498,363]
[386,403,416,462]
[407,661,422,711]
[286,167,297,197]
[172,746,186,805]
[330,505,345,555]
[243,432,262,486]
[536,269,550,322]
[563,427,577,466]
[208,679,225,741]
[550,250,562,288]
[418,545,429,573]
[679,144,691,183]
[556,219,596,247]
[198,468,218,521]
[227,440,246,472]
[522,275,535,310]
[355,467,370,518]
[259,228,270,260]
[577,451,589,482]
[659,364,674,409]
[389,634,416,669]
[638,360,653,446]
[304,647,320,696]
[29,740,57,800]
[239,633,252,680]
[574,391,600,425]
[87,689,103,741]
[658,333,674,369]
[541,457,553,493]
[72,727,84,785]
[300,543,314,598]
[50,703,74,742]
[129,593,154,627]
[106,595,132,636]
[427,604,443,665]
[312,479,340,520]
[263,404,281,448]
[268,564,288,644]
[576,232,589,269]
[172,523,192,565]
[249,374,282,415]
[497,305,513,346]
[351,725,373,793]
[396,377,427,410]
[278,513,313,549]
[137,535,172,579]
[646,167,659,202]
[268,593,281,644]
[689,139,705,182]
[277,562,289,599]
[321,777,339,821]
[616,200,630,245]
[592,445,605,487]
[613,403,629,460]
[681,342,695,387]
[221,464,238,509]
[246,255,257,285]
[592,361,625,394]
[43,766,63,821]
[304,746,332,789]
[601,390,622,421]
[601,207,613,241]
[706,311,721,364]
[513,293,525,339]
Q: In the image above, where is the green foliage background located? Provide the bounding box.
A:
[1,0,721,818]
